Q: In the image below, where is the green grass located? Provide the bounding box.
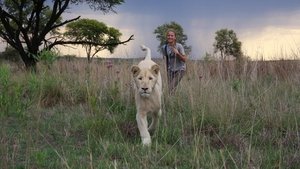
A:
[0,59,299,168]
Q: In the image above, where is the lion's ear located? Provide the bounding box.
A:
[131,65,140,77]
[151,64,160,75]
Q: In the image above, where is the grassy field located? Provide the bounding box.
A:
[0,58,299,169]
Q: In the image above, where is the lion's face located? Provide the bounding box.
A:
[131,64,160,97]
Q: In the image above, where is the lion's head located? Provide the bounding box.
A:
[131,64,160,97]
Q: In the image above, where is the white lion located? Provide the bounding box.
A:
[131,45,162,146]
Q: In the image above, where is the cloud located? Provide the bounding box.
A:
[186,7,300,60]
[241,27,300,59]
[61,11,165,58]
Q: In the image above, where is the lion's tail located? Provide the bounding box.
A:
[141,45,151,60]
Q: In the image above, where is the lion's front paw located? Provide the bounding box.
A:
[142,137,151,146]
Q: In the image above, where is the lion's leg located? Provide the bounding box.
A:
[148,109,161,132]
[136,112,151,145]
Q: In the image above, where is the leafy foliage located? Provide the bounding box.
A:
[154,21,192,54]
[37,50,59,69]
[72,0,124,12]
[0,65,29,117]
[213,28,243,60]
[64,18,122,61]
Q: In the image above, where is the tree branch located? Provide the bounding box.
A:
[51,16,81,30]
[47,35,134,50]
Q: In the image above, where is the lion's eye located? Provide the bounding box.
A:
[138,77,143,80]
[149,77,153,80]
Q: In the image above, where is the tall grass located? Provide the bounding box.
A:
[0,58,299,168]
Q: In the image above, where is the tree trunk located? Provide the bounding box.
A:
[20,52,38,72]
[221,50,224,61]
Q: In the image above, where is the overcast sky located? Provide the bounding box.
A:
[60,0,300,60]
[2,0,300,60]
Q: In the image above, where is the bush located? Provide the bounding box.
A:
[37,50,58,68]
[0,46,21,63]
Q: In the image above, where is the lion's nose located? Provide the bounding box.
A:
[141,87,148,91]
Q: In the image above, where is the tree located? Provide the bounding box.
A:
[0,0,133,71]
[64,18,121,62]
[213,28,242,60]
[154,21,191,55]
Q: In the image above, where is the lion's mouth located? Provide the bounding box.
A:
[140,91,150,97]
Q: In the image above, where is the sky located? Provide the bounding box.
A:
[60,0,300,60]
[1,0,300,60]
